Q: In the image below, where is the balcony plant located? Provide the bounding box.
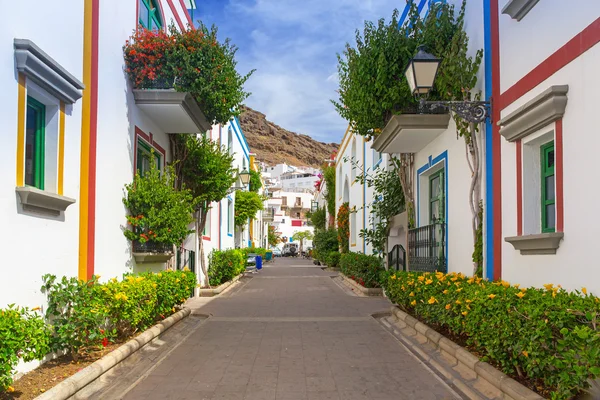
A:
[123,23,254,125]
[122,160,195,253]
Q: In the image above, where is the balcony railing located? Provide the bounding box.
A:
[407,222,446,273]
[263,207,275,221]
[388,244,406,272]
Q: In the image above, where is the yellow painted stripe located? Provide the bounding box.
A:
[335,124,352,167]
[58,101,65,195]
[78,0,93,280]
[16,73,26,186]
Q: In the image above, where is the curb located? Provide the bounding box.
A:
[338,273,383,296]
[389,306,543,400]
[35,308,192,400]
[198,273,244,297]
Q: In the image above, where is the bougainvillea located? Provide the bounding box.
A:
[337,202,350,253]
[123,23,254,125]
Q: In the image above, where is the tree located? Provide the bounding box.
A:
[170,134,237,286]
[292,230,314,255]
[310,207,326,231]
[267,225,280,247]
[322,166,336,226]
[249,170,262,193]
[234,191,263,227]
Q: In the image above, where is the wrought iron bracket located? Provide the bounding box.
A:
[419,98,491,123]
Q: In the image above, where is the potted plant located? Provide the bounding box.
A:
[123,159,195,263]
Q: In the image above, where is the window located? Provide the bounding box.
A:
[282,197,287,206]
[136,138,161,176]
[203,206,211,237]
[429,170,445,224]
[373,150,382,167]
[541,141,555,233]
[139,0,163,30]
[296,197,301,206]
[227,198,234,234]
[25,96,46,189]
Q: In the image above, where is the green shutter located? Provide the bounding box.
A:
[26,96,45,190]
[541,141,556,232]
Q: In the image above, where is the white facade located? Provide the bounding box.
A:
[280,171,320,192]
[497,0,600,293]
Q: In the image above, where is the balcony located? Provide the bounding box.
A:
[263,207,275,222]
[132,240,174,264]
[407,222,446,273]
[372,108,450,154]
[132,77,211,134]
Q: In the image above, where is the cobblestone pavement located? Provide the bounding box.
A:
[94,258,461,400]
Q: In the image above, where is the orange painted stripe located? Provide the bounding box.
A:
[58,102,65,195]
[16,73,26,187]
[79,0,93,280]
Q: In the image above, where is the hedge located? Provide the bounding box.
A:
[208,249,245,286]
[312,228,339,263]
[382,271,600,399]
[340,252,384,288]
[326,252,341,269]
[1,270,195,392]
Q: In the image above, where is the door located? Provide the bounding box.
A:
[429,170,446,270]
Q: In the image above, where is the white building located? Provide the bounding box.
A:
[266,189,314,249]
[280,170,320,192]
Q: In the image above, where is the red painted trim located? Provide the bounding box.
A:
[202,236,211,241]
[133,126,167,175]
[178,0,193,26]
[87,0,100,279]
[491,0,502,281]
[555,119,564,232]
[500,17,600,110]
[516,140,522,236]
[165,0,185,30]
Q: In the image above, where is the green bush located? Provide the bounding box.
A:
[313,228,339,263]
[340,253,384,288]
[383,271,600,399]
[241,247,267,259]
[41,271,195,361]
[0,306,51,392]
[326,252,341,269]
[208,249,245,286]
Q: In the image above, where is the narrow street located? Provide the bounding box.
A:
[79,258,461,400]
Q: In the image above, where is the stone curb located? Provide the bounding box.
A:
[198,273,244,297]
[338,273,383,296]
[390,306,543,400]
[34,308,192,400]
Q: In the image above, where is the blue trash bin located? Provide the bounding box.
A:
[256,255,263,270]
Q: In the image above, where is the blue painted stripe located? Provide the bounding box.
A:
[230,118,250,160]
[483,0,494,281]
[416,151,449,269]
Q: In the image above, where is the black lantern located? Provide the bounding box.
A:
[239,167,251,185]
[404,45,442,96]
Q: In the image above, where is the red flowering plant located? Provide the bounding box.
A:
[123,23,254,125]
[337,202,350,253]
[122,158,195,247]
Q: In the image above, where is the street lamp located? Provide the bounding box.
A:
[239,167,251,185]
[404,45,491,123]
[311,200,319,213]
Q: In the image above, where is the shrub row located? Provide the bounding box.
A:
[326,252,341,269]
[340,253,384,288]
[0,270,195,392]
[208,249,245,286]
[382,271,600,399]
[312,228,339,264]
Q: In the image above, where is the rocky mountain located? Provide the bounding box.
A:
[238,106,338,168]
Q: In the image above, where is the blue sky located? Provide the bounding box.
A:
[193,0,404,144]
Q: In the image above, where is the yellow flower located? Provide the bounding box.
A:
[443,290,449,294]
[425,279,433,285]
[176,279,180,283]
[409,292,415,297]
[401,285,405,290]
[183,266,190,272]
[136,276,144,282]
[516,292,526,299]
[466,305,471,310]
[451,277,458,282]
[522,350,529,357]
[157,273,162,277]
[513,283,520,288]
[111,278,117,283]
[461,311,468,316]
[410,300,417,306]
[428,297,437,304]
[488,294,496,299]
[455,300,462,305]
[521,288,527,292]
[172,307,176,312]
[552,291,557,298]
[582,287,588,295]
[543,283,554,291]
[456,288,463,293]
[501,281,510,288]
[391,275,397,280]
[465,299,472,303]
[152,283,157,288]
[7,386,15,393]
[32,306,41,311]
[445,304,451,310]
[418,276,425,282]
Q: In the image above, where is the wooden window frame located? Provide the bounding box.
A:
[541,141,555,233]
[25,96,46,190]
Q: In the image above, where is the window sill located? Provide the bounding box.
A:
[505,232,564,255]
[16,186,76,216]
[501,0,540,21]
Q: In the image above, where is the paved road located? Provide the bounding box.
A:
[95,258,460,400]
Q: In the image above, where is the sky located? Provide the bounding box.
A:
[192,0,405,144]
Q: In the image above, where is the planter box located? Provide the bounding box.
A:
[199,274,244,297]
[388,306,542,400]
[132,240,174,264]
[339,273,383,296]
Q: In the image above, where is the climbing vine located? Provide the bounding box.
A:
[337,203,350,253]
[323,165,337,225]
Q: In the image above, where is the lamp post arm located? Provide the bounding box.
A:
[419,98,491,124]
